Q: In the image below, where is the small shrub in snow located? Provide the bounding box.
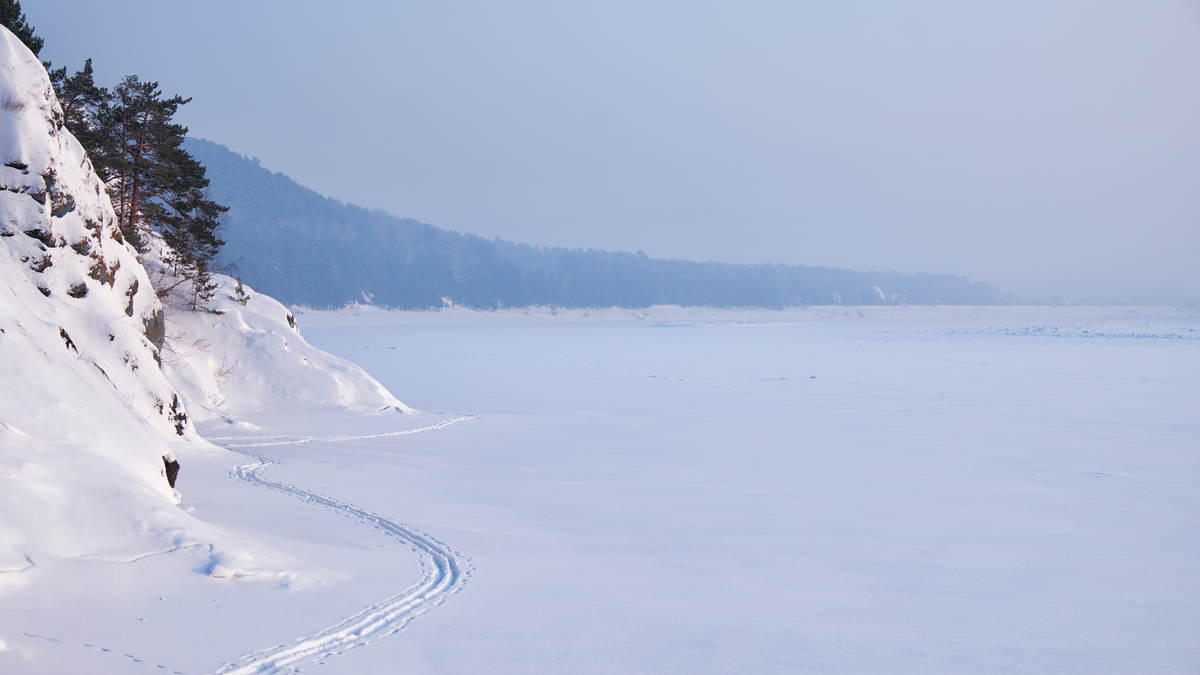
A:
[234,277,249,305]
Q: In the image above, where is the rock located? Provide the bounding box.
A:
[143,308,165,351]
[162,454,180,488]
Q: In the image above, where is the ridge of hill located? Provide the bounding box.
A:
[184,138,1000,309]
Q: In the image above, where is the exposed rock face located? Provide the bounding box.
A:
[144,308,165,351]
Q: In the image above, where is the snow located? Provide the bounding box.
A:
[283,304,1200,674]
[3,25,1198,675]
[161,274,408,423]
[0,26,201,575]
[6,298,1197,673]
[0,24,413,662]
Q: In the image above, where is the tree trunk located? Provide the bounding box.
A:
[126,107,150,239]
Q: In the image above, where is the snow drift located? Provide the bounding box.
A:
[161,274,408,423]
[0,27,405,586]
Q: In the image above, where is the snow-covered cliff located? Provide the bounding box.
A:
[0,26,201,577]
[0,27,405,585]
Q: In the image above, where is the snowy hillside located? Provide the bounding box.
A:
[184,137,1001,309]
[0,26,406,590]
[0,27,201,576]
[162,273,408,423]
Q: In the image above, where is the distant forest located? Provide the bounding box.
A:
[185,139,1000,309]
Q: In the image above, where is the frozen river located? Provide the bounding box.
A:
[291,305,1200,674]
[4,305,1197,674]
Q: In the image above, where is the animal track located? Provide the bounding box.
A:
[21,633,186,673]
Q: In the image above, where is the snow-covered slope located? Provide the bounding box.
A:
[0,27,405,587]
[0,28,203,578]
[162,274,408,423]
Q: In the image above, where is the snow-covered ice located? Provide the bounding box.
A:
[2,304,1198,673]
[282,305,1200,674]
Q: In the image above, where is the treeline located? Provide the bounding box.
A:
[186,138,1001,309]
[3,1,225,308]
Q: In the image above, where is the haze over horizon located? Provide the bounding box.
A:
[29,1,1200,303]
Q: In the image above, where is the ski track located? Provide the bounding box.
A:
[211,416,476,675]
[210,416,475,448]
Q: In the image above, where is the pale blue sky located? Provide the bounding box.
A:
[30,1,1200,300]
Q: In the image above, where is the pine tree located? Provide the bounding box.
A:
[109,76,177,249]
[190,257,219,311]
[17,5,228,311]
[234,277,249,305]
[101,76,226,308]
[0,0,43,57]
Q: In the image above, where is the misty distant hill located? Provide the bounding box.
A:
[184,138,1000,309]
